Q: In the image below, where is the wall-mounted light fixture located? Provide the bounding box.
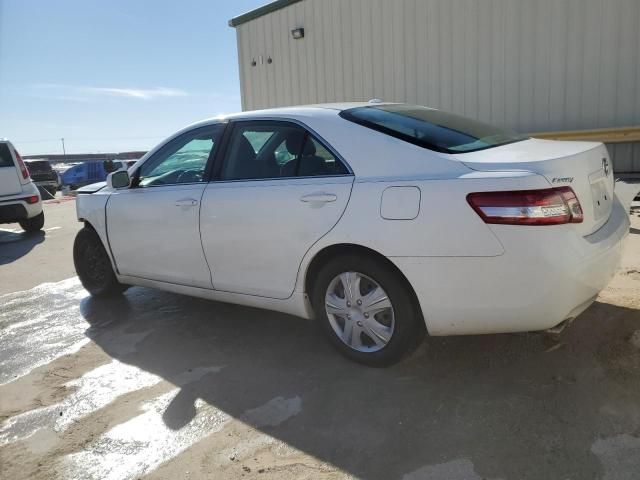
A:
[291,27,304,39]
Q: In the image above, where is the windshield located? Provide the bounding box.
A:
[340,104,528,153]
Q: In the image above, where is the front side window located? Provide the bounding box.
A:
[340,104,528,153]
[138,124,223,187]
[221,121,349,181]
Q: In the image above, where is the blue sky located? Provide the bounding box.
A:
[0,0,266,155]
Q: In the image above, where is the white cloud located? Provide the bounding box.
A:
[29,83,188,101]
[82,86,188,99]
[29,94,93,103]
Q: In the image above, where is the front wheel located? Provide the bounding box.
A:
[19,211,45,232]
[73,226,128,296]
[311,255,425,367]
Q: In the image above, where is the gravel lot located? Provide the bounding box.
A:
[1,190,639,480]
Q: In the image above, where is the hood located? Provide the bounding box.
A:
[77,181,106,194]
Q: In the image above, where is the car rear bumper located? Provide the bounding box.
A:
[0,185,43,223]
[391,194,630,336]
[0,203,28,222]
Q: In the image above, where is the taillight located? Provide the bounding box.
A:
[467,187,583,225]
[13,148,30,180]
[25,195,40,204]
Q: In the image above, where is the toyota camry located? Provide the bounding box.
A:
[73,103,630,366]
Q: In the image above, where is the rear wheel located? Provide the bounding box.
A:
[311,255,425,367]
[19,211,44,232]
[73,226,127,296]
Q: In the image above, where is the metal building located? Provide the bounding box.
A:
[229,0,640,173]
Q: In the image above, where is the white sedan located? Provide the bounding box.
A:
[73,103,630,366]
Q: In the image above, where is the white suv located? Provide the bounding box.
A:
[0,140,44,232]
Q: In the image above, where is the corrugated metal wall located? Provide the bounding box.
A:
[234,0,640,172]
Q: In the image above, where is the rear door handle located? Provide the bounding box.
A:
[300,192,337,203]
[175,198,199,207]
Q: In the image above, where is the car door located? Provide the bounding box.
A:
[106,123,224,288]
[200,120,354,299]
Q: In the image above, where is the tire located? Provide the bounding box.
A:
[73,226,128,296]
[19,211,45,232]
[311,254,425,367]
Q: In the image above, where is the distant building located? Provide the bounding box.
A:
[229,0,640,173]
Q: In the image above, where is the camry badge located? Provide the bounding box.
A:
[603,158,610,176]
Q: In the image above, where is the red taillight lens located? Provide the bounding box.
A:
[13,148,30,180]
[25,195,40,204]
[467,187,583,225]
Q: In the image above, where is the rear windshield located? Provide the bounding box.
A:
[24,160,52,171]
[340,104,528,154]
[0,143,13,167]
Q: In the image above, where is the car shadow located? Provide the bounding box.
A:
[0,230,45,265]
[80,289,640,480]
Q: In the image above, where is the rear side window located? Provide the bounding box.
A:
[221,123,306,180]
[340,104,528,153]
[0,143,14,167]
[298,135,349,176]
[221,121,350,181]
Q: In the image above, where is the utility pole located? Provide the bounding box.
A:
[61,138,66,162]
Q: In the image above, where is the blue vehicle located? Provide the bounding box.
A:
[60,160,126,189]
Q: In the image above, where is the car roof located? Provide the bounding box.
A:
[179,102,400,133]
[135,101,469,179]
[224,101,397,118]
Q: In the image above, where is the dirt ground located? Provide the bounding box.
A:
[1,191,639,480]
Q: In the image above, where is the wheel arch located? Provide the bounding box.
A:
[80,218,95,230]
[76,218,119,274]
[303,243,426,329]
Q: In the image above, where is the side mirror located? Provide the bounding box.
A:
[103,159,117,173]
[107,170,130,189]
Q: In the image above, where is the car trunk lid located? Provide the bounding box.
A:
[454,138,615,236]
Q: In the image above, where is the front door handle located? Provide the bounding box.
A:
[175,198,199,207]
[300,192,337,203]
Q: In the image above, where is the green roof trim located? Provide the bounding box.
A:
[228,0,303,27]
